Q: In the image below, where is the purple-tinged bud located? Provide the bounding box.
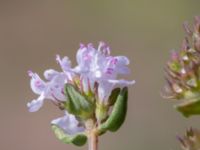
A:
[171,50,179,60]
[80,43,85,49]
[178,128,200,150]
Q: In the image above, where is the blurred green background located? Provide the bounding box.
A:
[0,0,200,150]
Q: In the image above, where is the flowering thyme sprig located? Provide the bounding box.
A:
[163,16,200,117]
[27,42,134,149]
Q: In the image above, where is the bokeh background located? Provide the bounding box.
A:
[0,0,200,150]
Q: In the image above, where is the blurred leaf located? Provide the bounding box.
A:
[51,125,87,146]
[98,87,128,134]
[64,84,94,119]
[178,128,200,150]
[175,98,200,117]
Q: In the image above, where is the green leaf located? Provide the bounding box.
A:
[98,87,128,134]
[108,88,121,106]
[175,98,200,117]
[51,125,87,146]
[64,84,94,119]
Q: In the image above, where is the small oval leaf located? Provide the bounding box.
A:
[175,98,200,117]
[51,125,87,146]
[64,84,94,119]
[98,87,128,134]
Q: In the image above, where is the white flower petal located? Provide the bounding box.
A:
[76,44,87,66]
[27,94,45,112]
[98,81,114,102]
[108,79,135,86]
[98,79,135,102]
[75,44,96,74]
[56,55,71,72]
[28,71,46,95]
[114,65,130,74]
[51,112,84,135]
[44,69,59,80]
[47,73,66,101]
[115,56,130,65]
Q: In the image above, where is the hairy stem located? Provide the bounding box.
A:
[86,119,98,150]
[88,131,98,150]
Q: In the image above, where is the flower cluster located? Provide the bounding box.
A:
[27,42,134,144]
[178,128,200,150]
[163,16,200,117]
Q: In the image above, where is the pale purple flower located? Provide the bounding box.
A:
[27,42,134,147]
[27,70,67,112]
[56,55,74,81]
[73,42,135,103]
[27,42,134,111]
[51,111,84,135]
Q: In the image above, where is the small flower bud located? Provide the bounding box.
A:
[178,128,200,150]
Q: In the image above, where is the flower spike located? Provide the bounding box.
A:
[163,16,200,117]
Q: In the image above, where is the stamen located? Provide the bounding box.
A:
[28,70,34,77]
[55,54,61,64]
[80,43,85,49]
[98,41,106,52]
[106,46,110,55]
[51,93,59,101]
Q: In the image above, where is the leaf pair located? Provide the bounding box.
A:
[51,85,128,147]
